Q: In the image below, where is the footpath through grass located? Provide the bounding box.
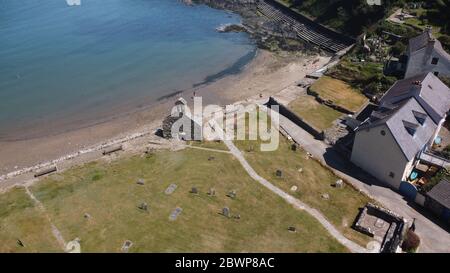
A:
[0,148,348,253]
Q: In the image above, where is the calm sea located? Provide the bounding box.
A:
[0,0,255,140]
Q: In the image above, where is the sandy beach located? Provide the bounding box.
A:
[0,49,331,186]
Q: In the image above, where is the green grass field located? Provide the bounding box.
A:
[309,76,367,112]
[288,95,343,131]
[0,147,349,253]
[234,136,373,247]
[0,187,61,253]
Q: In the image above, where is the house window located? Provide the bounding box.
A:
[389,172,395,178]
[431,57,439,65]
[434,71,439,76]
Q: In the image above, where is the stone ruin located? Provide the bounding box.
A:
[353,203,407,253]
[161,97,202,140]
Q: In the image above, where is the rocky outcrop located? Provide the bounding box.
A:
[193,0,319,53]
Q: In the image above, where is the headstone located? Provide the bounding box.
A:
[321,193,330,200]
[222,207,230,218]
[138,202,148,211]
[227,190,237,199]
[190,187,198,194]
[65,238,81,253]
[276,170,283,177]
[290,185,298,192]
[291,144,297,151]
[84,213,91,219]
[121,240,133,253]
[169,207,183,221]
[208,156,215,161]
[136,179,145,185]
[208,188,216,196]
[334,179,344,188]
[288,226,297,233]
[165,184,177,195]
[234,214,241,220]
[298,168,303,173]
[17,239,24,247]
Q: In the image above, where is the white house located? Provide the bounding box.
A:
[404,28,450,78]
[351,73,450,189]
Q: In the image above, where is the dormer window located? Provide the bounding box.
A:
[431,57,439,65]
[412,110,427,126]
[403,120,419,136]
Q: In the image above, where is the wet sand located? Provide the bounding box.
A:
[0,50,330,179]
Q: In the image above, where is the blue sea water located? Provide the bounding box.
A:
[0,0,255,139]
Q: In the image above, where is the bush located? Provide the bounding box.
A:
[401,230,420,252]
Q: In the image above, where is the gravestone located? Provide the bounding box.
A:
[208,188,216,196]
[190,187,198,194]
[165,184,177,195]
[276,170,283,177]
[84,213,91,219]
[121,240,133,253]
[290,185,298,192]
[234,214,241,220]
[321,193,330,200]
[288,226,297,233]
[291,144,297,151]
[208,156,215,161]
[334,179,344,188]
[227,190,237,199]
[138,202,148,211]
[136,179,145,185]
[222,207,230,218]
[169,207,183,221]
[298,168,303,173]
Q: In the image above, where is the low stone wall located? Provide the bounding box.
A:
[307,88,354,115]
[266,97,324,140]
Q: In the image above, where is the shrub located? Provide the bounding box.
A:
[401,230,420,252]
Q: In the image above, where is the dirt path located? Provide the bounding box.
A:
[218,129,367,253]
[24,186,66,251]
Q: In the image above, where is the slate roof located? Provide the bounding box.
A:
[427,180,450,209]
[408,30,433,53]
[379,73,450,124]
[358,97,437,160]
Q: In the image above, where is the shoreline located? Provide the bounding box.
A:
[0,49,331,187]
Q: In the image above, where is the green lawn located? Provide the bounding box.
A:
[0,187,61,253]
[309,76,367,112]
[234,136,373,247]
[4,148,348,253]
[288,95,343,131]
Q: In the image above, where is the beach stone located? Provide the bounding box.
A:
[136,179,145,185]
[165,183,177,195]
[169,207,183,221]
[222,207,230,218]
[121,240,133,253]
[321,193,330,200]
[290,185,298,192]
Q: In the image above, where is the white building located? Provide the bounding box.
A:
[351,73,450,189]
[404,28,450,78]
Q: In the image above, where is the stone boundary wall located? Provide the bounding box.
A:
[266,97,324,140]
[307,88,355,115]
